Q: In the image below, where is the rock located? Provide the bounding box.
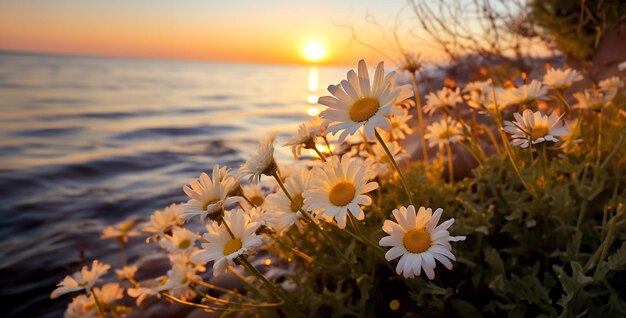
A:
[592,16,626,81]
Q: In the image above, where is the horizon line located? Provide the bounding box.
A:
[0,48,355,68]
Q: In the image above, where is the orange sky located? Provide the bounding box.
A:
[0,1,412,65]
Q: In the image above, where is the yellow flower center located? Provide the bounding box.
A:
[223,238,242,256]
[177,238,191,249]
[290,193,304,212]
[180,276,189,285]
[118,220,135,233]
[249,195,265,207]
[403,229,431,253]
[349,97,380,122]
[202,198,220,211]
[328,182,356,207]
[530,125,549,141]
[438,129,456,141]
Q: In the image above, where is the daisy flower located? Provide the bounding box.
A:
[277,164,298,182]
[158,263,199,299]
[368,141,409,177]
[500,80,549,107]
[191,209,262,276]
[240,137,278,183]
[143,203,184,242]
[266,167,311,232]
[115,265,138,281]
[283,121,320,159]
[100,219,140,244]
[502,109,568,148]
[170,247,206,268]
[423,87,462,115]
[159,227,198,254]
[128,283,160,306]
[463,80,504,113]
[598,76,624,92]
[51,260,111,299]
[560,119,582,153]
[395,97,415,110]
[92,282,124,306]
[182,165,241,222]
[424,118,464,149]
[542,67,582,90]
[215,165,245,197]
[398,52,424,74]
[303,154,378,229]
[241,183,267,210]
[65,294,98,318]
[244,206,274,231]
[379,205,466,279]
[573,88,616,112]
[309,115,329,136]
[378,108,414,141]
[318,59,412,143]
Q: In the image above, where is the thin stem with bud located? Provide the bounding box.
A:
[374,129,414,205]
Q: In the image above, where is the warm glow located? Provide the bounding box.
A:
[307,107,320,115]
[303,41,326,62]
[309,144,335,158]
[308,66,319,92]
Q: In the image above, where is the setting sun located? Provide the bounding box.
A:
[302,41,326,62]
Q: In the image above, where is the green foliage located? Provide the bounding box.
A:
[530,0,626,66]
[267,97,626,317]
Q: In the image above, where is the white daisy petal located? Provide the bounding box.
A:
[378,205,465,280]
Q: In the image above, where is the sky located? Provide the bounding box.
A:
[0,0,412,65]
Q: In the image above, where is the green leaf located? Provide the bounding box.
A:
[607,242,626,270]
[450,299,481,318]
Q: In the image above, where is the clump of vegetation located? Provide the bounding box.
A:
[530,0,626,68]
[50,56,625,317]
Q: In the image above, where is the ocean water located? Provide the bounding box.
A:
[0,52,348,317]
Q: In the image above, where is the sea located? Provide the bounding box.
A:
[0,52,349,317]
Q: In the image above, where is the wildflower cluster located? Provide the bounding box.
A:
[51,59,626,317]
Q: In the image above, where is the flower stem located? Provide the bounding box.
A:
[593,215,617,279]
[596,112,603,166]
[573,198,589,258]
[161,291,234,313]
[555,89,571,112]
[321,135,334,155]
[118,241,127,267]
[445,142,454,183]
[238,256,305,317]
[221,217,235,239]
[241,194,256,208]
[539,143,548,188]
[89,288,106,318]
[227,266,264,299]
[481,121,503,157]
[195,279,280,308]
[453,108,485,166]
[347,213,386,254]
[409,71,429,163]
[312,145,327,162]
[271,173,354,264]
[495,114,535,197]
[271,232,331,270]
[374,130,414,205]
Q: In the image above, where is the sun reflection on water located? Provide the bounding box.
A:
[307,66,320,106]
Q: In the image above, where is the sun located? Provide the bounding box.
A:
[303,41,326,62]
